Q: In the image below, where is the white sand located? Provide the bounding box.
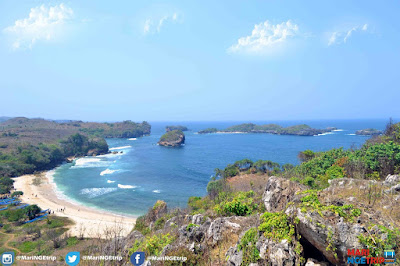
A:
[12,172,136,239]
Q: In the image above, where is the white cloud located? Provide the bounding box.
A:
[228,20,300,54]
[143,13,180,34]
[328,24,368,46]
[3,3,73,49]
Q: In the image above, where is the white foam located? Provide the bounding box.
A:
[333,129,344,132]
[118,184,137,189]
[128,138,137,140]
[100,169,118,176]
[80,188,117,198]
[72,157,110,168]
[315,132,334,136]
[152,190,161,193]
[107,180,116,183]
[109,146,131,151]
[347,134,356,136]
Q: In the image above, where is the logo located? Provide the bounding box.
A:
[130,252,145,266]
[1,252,14,265]
[384,250,396,264]
[65,251,80,266]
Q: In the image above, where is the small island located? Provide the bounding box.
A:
[166,125,188,132]
[198,123,335,136]
[198,128,218,134]
[355,128,383,136]
[158,130,185,147]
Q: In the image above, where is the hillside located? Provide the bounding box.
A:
[0,117,151,179]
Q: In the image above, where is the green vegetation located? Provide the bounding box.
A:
[129,233,175,256]
[238,228,260,264]
[198,123,334,136]
[358,224,400,257]
[258,212,295,242]
[0,117,151,178]
[214,191,259,216]
[298,190,362,221]
[198,128,218,134]
[159,130,184,142]
[166,125,188,132]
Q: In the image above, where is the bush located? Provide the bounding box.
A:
[259,212,294,242]
[214,191,258,216]
[238,228,260,264]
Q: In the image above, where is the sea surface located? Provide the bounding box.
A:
[52,119,388,216]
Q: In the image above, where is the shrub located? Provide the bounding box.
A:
[238,228,260,264]
[259,212,294,242]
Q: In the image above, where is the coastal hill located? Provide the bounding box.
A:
[166,125,188,132]
[158,130,185,147]
[198,123,336,136]
[0,117,150,179]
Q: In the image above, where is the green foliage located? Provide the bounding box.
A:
[299,190,362,221]
[214,191,258,216]
[25,205,41,220]
[188,196,213,215]
[17,241,38,253]
[11,191,23,197]
[198,128,218,134]
[129,233,175,256]
[259,212,295,242]
[159,130,184,142]
[186,223,199,231]
[66,237,79,247]
[154,217,165,231]
[358,224,400,258]
[0,177,14,194]
[238,228,260,264]
[134,216,150,235]
[3,209,26,222]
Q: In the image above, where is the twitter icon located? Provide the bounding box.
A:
[65,251,80,266]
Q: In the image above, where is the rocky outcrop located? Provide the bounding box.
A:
[158,130,185,147]
[355,128,382,136]
[263,176,303,212]
[257,237,299,266]
[145,200,168,224]
[384,174,400,187]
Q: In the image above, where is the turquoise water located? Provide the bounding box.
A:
[53,119,387,216]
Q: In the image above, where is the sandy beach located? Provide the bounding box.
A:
[12,172,137,239]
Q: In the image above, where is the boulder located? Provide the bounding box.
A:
[207,217,240,245]
[263,176,302,212]
[383,174,400,187]
[226,246,243,266]
[257,237,299,266]
[305,258,329,266]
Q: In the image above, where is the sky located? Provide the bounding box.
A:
[0,0,399,122]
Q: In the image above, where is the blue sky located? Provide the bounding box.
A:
[0,0,399,121]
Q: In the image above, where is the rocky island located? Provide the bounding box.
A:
[356,128,383,136]
[158,130,185,147]
[198,123,335,136]
[166,125,188,132]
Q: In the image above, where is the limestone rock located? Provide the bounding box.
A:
[263,176,302,212]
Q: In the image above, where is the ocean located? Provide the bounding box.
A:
[52,119,388,216]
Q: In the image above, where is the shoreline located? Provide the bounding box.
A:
[13,171,137,239]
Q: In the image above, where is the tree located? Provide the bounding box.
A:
[25,204,41,220]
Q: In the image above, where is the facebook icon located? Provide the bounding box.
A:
[130,252,145,266]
